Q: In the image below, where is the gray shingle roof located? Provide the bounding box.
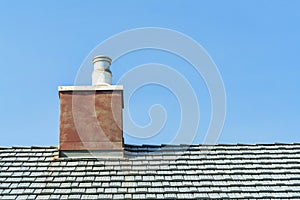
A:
[1,143,300,199]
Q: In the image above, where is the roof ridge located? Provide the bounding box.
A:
[0,146,58,150]
[0,143,299,150]
[124,142,300,148]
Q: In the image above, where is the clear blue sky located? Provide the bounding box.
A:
[0,0,299,146]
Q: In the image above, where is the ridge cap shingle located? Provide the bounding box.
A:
[1,142,300,149]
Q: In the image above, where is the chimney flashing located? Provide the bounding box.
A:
[59,149,124,159]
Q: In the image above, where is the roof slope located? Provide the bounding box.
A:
[1,143,300,199]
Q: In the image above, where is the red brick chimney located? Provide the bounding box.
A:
[58,56,124,157]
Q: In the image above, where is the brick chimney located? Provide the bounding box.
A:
[58,56,124,157]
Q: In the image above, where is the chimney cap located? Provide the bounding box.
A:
[92,55,112,64]
[92,55,113,85]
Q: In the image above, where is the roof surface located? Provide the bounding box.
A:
[1,143,300,199]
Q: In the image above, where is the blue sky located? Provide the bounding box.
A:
[0,0,299,146]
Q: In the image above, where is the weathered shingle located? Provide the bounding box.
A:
[0,144,300,199]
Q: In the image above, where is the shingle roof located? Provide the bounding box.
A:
[1,143,300,199]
